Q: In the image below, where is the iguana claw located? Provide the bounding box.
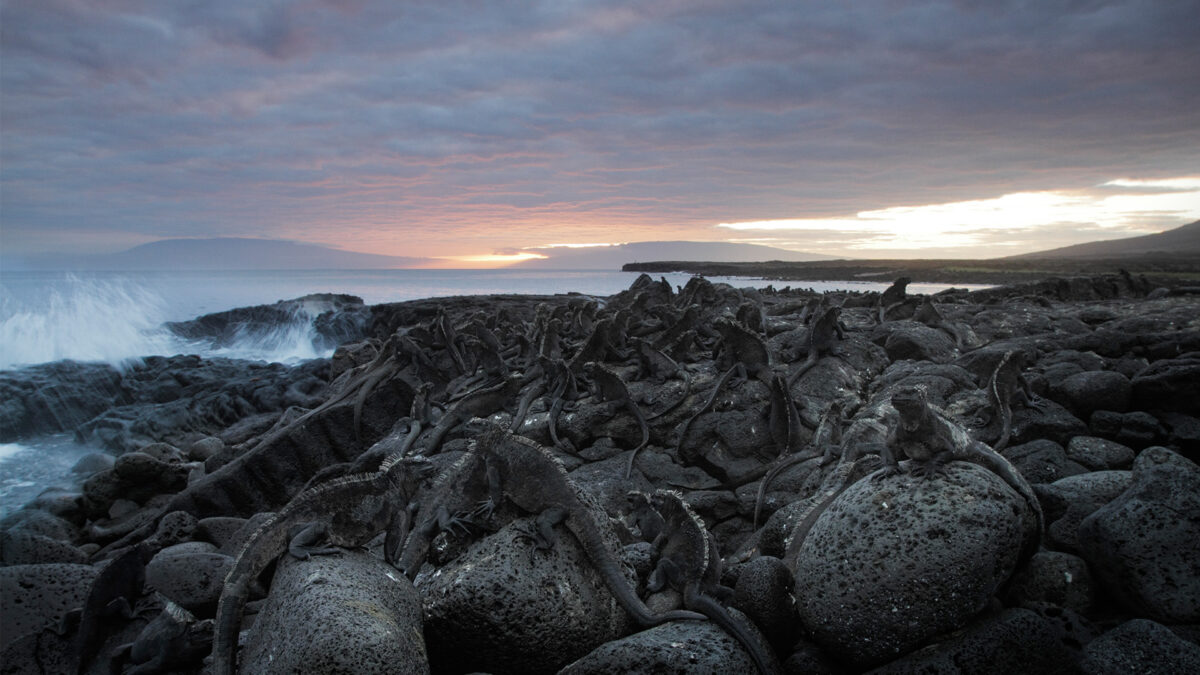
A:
[909,459,946,477]
[472,498,497,521]
[443,514,475,537]
[874,464,901,481]
[511,525,543,564]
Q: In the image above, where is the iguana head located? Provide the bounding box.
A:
[626,490,652,509]
[1000,349,1027,371]
[891,385,929,431]
[825,399,844,418]
[463,417,510,452]
[383,455,437,491]
[648,489,688,520]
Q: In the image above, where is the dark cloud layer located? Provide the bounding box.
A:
[2,0,1198,258]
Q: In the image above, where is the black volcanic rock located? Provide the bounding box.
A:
[165,292,368,351]
[4,274,1200,674]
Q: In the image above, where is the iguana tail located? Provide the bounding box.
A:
[993,395,1013,452]
[675,364,739,463]
[565,514,705,627]
[211,516,295,675]
[786,352,819,388]
[352,357,399,447]
[646,369,691,421]
[622,400,651,480]
[684,585,779,675]
[753,452,815,530]
[781,459,861,570]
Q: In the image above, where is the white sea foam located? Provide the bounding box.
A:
[0,273,334,368]
[0,274,178,369]
[0,443,27,463]
[0,436,95,517]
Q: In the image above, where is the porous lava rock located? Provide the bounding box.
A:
[417,517,632,675]
[1078,446,1200,623]
[144,545,233,613]
[240,550,428,675]
[0,563,98,639]
[558,615,771,674]
[792,462,1035,669]
[1080,618,1200,675]
[1051,370,1132,417]
[863,608,1073,675]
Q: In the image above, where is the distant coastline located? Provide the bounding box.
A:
[622,253,1200,286]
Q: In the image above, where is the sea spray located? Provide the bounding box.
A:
[0,274,338,368]
[0,274,177,369]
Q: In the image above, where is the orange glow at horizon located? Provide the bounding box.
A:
[423,251,548,268]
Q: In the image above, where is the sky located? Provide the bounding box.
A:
[2,0,1199,265]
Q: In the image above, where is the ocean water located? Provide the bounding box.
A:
[0,268,987,513]
[0,269,979,370]
[0,435,95,518]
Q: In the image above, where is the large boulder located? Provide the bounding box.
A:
[240,550,428,675]
[558,615,773,674]
[1064,436,1135,471]
[0,530,88,565]
[1002,551,1095,613]
[0,563,98,641]
[417,517,633,675]
[878,322,957,363]
[1080,618,1200,674]
[865,608,1074,674]
[144,545,233,613]
[1130,354,1200,414]
[1050,370,1131,417]
[792,462,1037,669]
[1002,439,1088,484]
[731,555,796,651]
[1078,446,1200,623]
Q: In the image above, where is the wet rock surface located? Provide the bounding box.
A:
[1,273,1198,673]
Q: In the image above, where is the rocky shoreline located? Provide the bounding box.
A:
[2,272,1199,673]
[622,254,1200,287]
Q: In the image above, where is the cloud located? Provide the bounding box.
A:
[716,179,1200,256]
[2,1,1199,258]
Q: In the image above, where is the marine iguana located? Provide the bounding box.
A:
[652,305,702,350]
[767,372,807,460]
[913,295,965,349]
[538,356,580,451]
[410,373,523,455]
[977,350,1042,451]
[72,541,156,674]
[582,361,650,478]
[737,301,767,335]
[436,308,468,375]
[625,491,666,543]
[711,317,774,381]
[448,334,508,394]
[112,598,212,675]
[631,337,692,421]
[779,453,878,571]
[877,276,911,323]
[647,490,780,675]
[787,304,846,387]
[753,399,844,529]
[882,385,1044,542]
[400,420,706,627]
[211,454,434,675]
[674,318,776,468]
[567,317,622,374]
